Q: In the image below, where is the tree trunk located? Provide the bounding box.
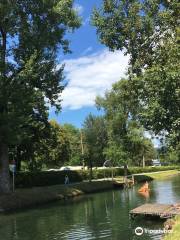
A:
[0,143,11,193]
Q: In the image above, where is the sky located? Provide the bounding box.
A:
[49,0,129,128]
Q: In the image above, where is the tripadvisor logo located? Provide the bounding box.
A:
[134,227,173,236]
[135,227,144,236]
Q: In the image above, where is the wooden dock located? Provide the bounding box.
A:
[130,203,180,219]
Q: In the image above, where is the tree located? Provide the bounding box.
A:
[92,0,179,148]
[0,0,80,193]
[63,124,81,166]
[9,118,51,172]
[96,80,156,166]
[131,36,180,142]
[83,114,108,167]
[36,120,71,169]
[92,0,178,75]
[126,121,156,166]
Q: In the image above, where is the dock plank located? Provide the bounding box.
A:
[130,203,180,219]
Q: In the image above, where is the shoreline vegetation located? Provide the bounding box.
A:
[0,168,179,213]
[164,216,180,240]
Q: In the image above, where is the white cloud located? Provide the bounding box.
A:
[73,3,84,15]
[61,49,129,110]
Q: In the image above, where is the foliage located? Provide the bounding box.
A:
[83,114,108,167]
[9,121,83,171]
[92,0,179,157]
[14,165,179,188]
[0,0,81,192]
[132,38,180,139]
[96,80,156,166]
[63,124,82,166]
[92,0,179,75]
[15,170,83,188]
[0,0,81,145]
[164,216,180,240]
[36,120,72,169]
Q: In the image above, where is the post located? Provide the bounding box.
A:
[143,155,145,168]
[112,168,114,181]
[132,175,135,185]
[12,171,15,192]
[9,160,16,192]
[124,164,128,188]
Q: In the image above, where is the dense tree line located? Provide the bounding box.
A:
[0,0,179,193]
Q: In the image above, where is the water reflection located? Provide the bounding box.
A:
[0,175,180,240]
[138,190,150,199]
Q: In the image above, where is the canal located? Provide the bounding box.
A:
[0,175,180,240]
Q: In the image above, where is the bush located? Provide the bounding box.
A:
[15,170,83,188]
[134,175,153,182]
[14,165,179,188]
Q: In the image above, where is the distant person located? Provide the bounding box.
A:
[64,175,69,185]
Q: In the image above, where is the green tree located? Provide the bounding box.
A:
[63,124,81,166]
[126,121,156,166]
[92,0,179,149]
[92,0,178,75]
[9,118,51,172]
[11,121,74,171]
[96,80,156,166]
[83,114,108,167]
[36,120,71,169]
[132,36,180,142]
[0,0,80,193]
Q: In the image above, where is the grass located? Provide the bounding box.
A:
[164,216,180,240]
[144,170,180,179]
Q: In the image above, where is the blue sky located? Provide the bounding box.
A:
[49,0,129,128]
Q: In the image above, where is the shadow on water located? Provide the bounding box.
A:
[0,175,180,240]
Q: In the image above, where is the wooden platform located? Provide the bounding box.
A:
[130,203,180,219]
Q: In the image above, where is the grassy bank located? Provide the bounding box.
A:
[143,170,180,180]
[164,216,180,240]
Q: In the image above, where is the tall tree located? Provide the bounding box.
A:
[92,0,178,75]
[63,124,81,166]
[36,120,71,169]
[83,114,108,167]
[0,0,80,193]
[96,80,156,166]
[92,0,179,147]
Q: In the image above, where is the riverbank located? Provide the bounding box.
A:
[164,216,180,240]
[0,180,118,212]
[143,170,180,179]
[0,170,179,213]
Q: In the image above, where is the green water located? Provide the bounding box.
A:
[1,175,180,240]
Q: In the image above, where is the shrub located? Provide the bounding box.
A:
[15,170,83,188]
[14,165,179,188]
